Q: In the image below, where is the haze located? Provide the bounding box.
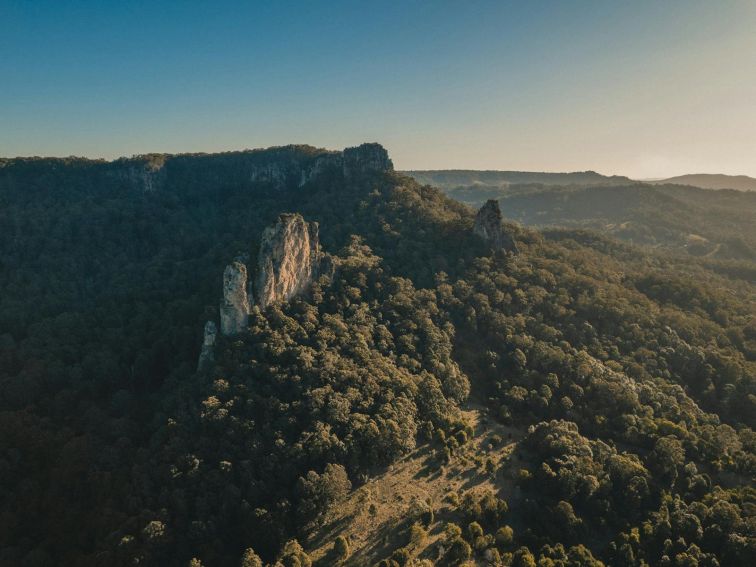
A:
[1,0,755,178]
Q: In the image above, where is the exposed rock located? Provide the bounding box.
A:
[343,143,393,178]
[197,321,218,372]
[299,153,343,187]
[220,261,251,335]
[248,150,342,190]
[118,160,166,192]
[474,199,519,254]
[255,213,322,309]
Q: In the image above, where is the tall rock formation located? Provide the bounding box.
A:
[255,213,322,309]
[220,261,251,335]
[474,199,519,254]
[197,321,218,371]
[343,143,394,178]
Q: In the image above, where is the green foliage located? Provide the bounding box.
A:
[241,548,263,567]
[0,150,753,566]
[333,535,349,561]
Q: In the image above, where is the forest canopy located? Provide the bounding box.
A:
[0,147,753,566]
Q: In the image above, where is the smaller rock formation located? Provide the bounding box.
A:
[220,261,251,335]
[197,321,218,372]
[343,143,393,178]
[256,213,322,309]
[474,200,519,254]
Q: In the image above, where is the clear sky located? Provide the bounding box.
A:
[2,0,755,177]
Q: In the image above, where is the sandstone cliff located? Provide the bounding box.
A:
[474,199,519,254]
[343,143,394,178]
[255,213,322,309]
[220,261,251,335]
[197,320,218,371]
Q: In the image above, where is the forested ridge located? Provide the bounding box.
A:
[0,146,753,566]
[417,177,756,264]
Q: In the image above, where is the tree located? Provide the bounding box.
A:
[241,548,263,567]
[333,535,350,561]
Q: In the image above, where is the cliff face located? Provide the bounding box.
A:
[119,160,167,192]
[220,261,251,335]
[474,199,519,254]
[343,143,393,178]
[197,321,218,371]
[0,143,394,196]
[255,214,322,309]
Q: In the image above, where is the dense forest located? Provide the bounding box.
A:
[0,145,753,566]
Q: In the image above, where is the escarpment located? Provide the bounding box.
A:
[220,261,251,336]
[0,142,394,195]
[343,142,393,178]
[255,213,324,309]
[474,199,519,254]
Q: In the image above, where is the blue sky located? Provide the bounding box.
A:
[1,0,755,177]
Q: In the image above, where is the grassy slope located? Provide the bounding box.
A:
[305,406,524,566]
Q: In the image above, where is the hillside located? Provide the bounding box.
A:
[650,174,756,192]
[0,144,754,567]
[421,180,756,263]
[403,170,632,189]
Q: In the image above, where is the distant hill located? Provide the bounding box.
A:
[650,173,756,191]
[413,172,756,261]
[404,169,632,188]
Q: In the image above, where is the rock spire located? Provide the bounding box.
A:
[255,213,322,309]
[474,200,519,254]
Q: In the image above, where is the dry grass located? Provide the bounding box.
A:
[305,406,524,566]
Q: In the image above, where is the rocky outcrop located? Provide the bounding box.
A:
[220,261,251,335]
[343,143,393,178]
[474,200,519,254]
[299,153,343,187]
[197,321,218,371]
[117,160,166,192]
[255,213,322,309]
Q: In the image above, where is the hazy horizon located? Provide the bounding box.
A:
[2,0,755,178]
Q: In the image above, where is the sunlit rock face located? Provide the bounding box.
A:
[342,143,393,178]
[220,261,251,335]
[255,213,321,309]
[197,320,218,371]
[474,199,519,254]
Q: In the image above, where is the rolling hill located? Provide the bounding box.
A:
[649,173,756,192]
[403,170,633,189]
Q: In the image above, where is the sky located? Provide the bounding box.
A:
[1,0,755,178]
